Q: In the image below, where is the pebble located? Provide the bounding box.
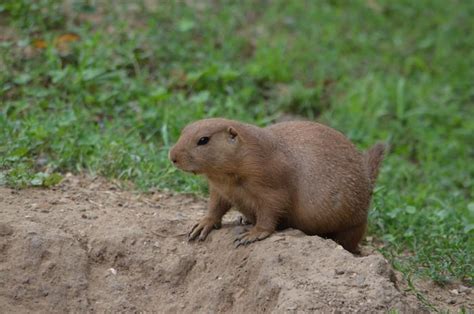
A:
[286,303,297,310]
[459,285,471,294]
[0,223,13,236]
[355,275,366,286]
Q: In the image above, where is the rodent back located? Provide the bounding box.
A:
[266,121,372,215]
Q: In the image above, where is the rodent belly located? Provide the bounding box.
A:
[287,205,349,235]
[280,214,322,235]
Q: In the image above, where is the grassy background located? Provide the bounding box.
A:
[1,0,472,289]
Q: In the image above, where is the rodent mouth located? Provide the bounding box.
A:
[186,169,201,175]
[188,168,203,175]
[174,164,200,175]
[189,168,202,175]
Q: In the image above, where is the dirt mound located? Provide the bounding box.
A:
[0,175,424,312]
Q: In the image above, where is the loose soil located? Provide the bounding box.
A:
[0,175,471,312]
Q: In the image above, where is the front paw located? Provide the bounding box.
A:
[234,227,272,247]
[188,217,221,241]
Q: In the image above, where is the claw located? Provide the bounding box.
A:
[188,223,199,239]
[188,218,220,242]
[198,227,210,241]
[234,228,272,248]
[234,232,245,241]
[235,237,252,248]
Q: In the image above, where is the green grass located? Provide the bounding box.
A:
[1,0,472,291]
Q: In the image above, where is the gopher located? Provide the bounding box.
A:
[169,118,385,252]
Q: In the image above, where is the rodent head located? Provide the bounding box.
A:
[169,119,242,175]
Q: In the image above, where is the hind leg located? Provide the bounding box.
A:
[332,223,367,254]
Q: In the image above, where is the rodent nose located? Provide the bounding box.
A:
[169,149,178,164]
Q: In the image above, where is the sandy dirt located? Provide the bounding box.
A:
[0,175,471,312]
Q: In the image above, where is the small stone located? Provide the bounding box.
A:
[81,214,87,219]
[459,285,471,294]
[0,223,13,236]
[286,303,297,310]
[235,288,246,298]
[448,299,456,304]
[108,268,117,275]
[355,275,366,286]
[449,289,459,295]
[335,269,345,275]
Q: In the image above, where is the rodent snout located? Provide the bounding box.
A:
[169,149,178,165]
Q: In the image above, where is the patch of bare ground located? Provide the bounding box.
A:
[0,175,469,312]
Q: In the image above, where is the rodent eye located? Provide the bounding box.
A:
[197,136,210,146]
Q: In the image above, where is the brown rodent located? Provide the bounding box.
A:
[169,118,386,253]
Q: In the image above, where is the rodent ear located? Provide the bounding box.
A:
[227,126,238,139]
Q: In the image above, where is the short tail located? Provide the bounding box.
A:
[365,142,387,186]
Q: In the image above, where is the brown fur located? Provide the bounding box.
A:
[169,118,386,252]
